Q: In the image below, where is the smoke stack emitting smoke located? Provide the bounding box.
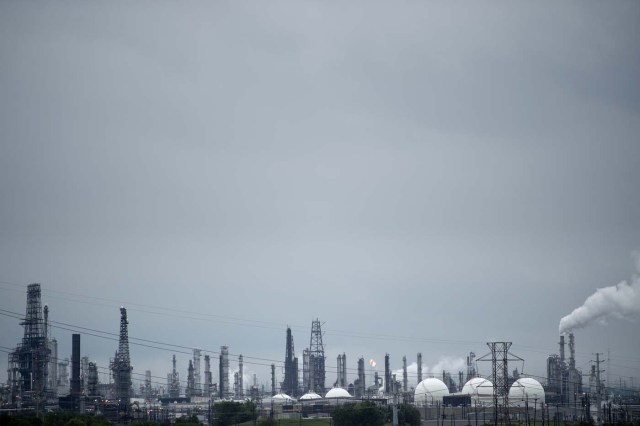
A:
[559,251,640,334]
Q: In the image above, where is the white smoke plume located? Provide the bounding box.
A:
[559,251,640,334]
[392,356,466,385]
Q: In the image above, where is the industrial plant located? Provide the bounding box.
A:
[2,283,639,424]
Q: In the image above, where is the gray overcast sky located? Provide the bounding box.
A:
[1,1,639,391]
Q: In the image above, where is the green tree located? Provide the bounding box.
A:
[390,404,421,426]
[64,419,87,426]
[332,401,386,426]
[213,401,255,426]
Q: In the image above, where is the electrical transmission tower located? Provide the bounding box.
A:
[308,319,326,394]
[111,307,132,418]
[478,342,523,425]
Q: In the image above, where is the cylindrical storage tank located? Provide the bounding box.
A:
[508,378,545,406]
[414,378,449,405]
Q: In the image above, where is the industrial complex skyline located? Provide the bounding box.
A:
[2,276,639,397]
[1,1,639,422]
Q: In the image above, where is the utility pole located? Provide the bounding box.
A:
[592,353,605,426]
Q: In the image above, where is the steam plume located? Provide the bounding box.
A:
[559,251,640,334]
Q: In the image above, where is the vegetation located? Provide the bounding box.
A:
[0,412,111,426]
[212,401,256,426]
[388,404,421,426]
[331,401,387,426]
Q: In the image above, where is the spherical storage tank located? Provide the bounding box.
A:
[271,392,294,404]
[299,392,322,401]
[461,377,494,401]
[414,378,449,405]
[508,378,545,406]
[325,387,352,399]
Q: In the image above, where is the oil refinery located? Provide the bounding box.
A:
[1,283,638,424]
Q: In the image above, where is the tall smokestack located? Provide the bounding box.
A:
[384,354,390,394]
[569,333,576,369]
[417,353,422,383]
[402,356,407,392]
[238,355,244,398]
[71,334,81,397]
[559,335,565,363]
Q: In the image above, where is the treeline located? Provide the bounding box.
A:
[331,401,421,426]
[0,412,111,426]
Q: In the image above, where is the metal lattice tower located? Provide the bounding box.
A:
[308,319,325,394]
[111,307,132,414]
[489,342,510,424]
[9,283,50,414]
[478,342,523,425]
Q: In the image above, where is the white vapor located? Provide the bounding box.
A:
[559,251,640,334]
[392,356,466,385]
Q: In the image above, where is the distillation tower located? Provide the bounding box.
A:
[111,307,132,413]
[193,348,202,397]
[204,355,212,397]
[168,355,180,399]
[8,283,50,410]
[308,319,326,394]
[336,353,347,388]
[283,327,299,397]
[219,346,229,398]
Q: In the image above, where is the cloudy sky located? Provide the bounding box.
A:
[1,1,639,392]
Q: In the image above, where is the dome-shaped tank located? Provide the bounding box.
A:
[414,378,449,405]
[508,378,545,406]
[299,392,322,401]
[461,377,494,399]
[271,392,293,404]
[325,387,352,399]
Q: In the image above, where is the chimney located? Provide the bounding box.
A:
[569,333,576,369]
[71,334,81,397]
[559,335,565,363]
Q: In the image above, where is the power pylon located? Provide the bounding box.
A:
[478,341,523,425]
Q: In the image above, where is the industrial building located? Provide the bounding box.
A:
[6,284,50,412]
[546,333,583,404]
